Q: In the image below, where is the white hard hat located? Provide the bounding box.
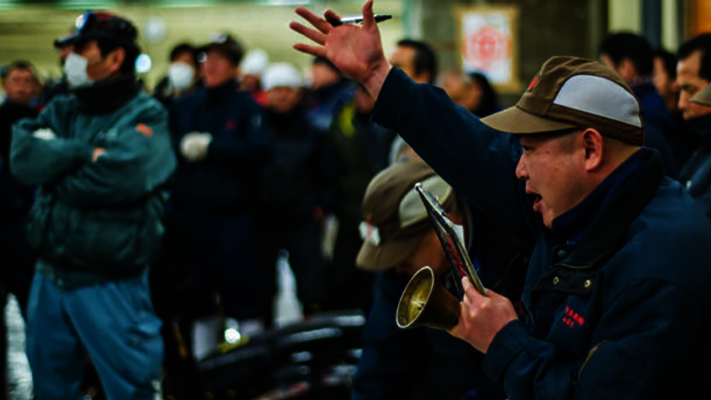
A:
[241,49,269,78]
[263,63,304,90]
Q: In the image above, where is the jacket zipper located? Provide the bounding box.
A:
[578,340,608,382]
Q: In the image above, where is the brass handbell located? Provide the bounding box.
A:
[396,266,460,330]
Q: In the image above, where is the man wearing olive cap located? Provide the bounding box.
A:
[352,160,532,400]
[11,10,175,399]
[292,2,711,397]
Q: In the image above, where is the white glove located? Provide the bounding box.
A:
[33,128,57,141]
[180,132,212,162]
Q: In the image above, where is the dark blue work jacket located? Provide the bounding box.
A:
[168,80,271,215]
[371,68,711,399]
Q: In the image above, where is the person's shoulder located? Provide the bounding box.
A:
[231,89,264,111]
[129,92,169,120]
[43,94,76,112]
[634,177,711,239]
[376,270,410,299]
[619,178,711,287]
[170,88,207,111]
[639,89,674,124]
[297,110,327,136]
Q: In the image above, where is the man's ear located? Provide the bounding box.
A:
[581,128,604,171]
[106,47,126,75]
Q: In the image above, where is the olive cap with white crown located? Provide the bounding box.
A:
[481,56,645,146]
[263,63,304,90]
[356,160,456,271]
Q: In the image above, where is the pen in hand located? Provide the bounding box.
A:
[327,14,392,27]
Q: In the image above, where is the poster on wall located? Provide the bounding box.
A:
[456,6,521,93]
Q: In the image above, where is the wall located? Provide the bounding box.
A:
[0,0,403,87]
[410,0,607,105]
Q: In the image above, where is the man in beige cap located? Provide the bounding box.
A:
[677,84,711,219]
[291,2,711,397]
[352,160,531,400]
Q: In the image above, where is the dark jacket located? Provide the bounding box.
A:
[328,102,393,226]
[168,80,271,215]
[677,113,711,219]
[38,76,70,108]
[11,78,176,285]
[0,100,39,214]
[632,81,679,178]
[352,198,533,400]
[353,270,494,400]
[259,108,336,226]
[306,80,354,131]
[371,68,711,399]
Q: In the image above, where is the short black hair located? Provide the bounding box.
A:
[469,72,500,118]
[6,60,36,76]
[93,37,140,76]
[678,33,711,82]
[169,43,198,66]
[599,32,654,76]
[396,39,438,85]
[654,48,677,80]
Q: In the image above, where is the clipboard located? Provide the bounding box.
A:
[415,183,487,297]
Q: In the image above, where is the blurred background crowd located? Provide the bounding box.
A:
[1,0,711,399]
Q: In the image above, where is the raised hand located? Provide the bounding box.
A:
[290,0,391,98]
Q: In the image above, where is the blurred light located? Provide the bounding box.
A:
[266,0,310,4]
[0,0,21,11]
[58,1,119,10]
[334,315,366,326]
[198,52,207,63]
[225,328,241,344]
[75,13,86,29]
[290,351,313,363]
[135,54,152,74]
[152,0,218,8]
[144,16,166,44]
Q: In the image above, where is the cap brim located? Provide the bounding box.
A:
[197,44,213,54]
[692,87,711,107]
[356,235,424,272]
[480,105,578,134]
[54,33,82,48]
[198,43,233,53]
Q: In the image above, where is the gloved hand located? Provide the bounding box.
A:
[33,128,57,141]
[180,132,212,162]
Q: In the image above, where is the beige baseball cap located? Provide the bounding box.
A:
[481,56,645,146]
[356,160,456,271]
[691,84,711,106]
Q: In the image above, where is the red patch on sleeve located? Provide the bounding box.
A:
[136,123,153,138]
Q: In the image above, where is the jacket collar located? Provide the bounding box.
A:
[267,106,308,135]
[206,79,238,107]
[558,148,664,268]
[683,113,711,147]
[73,75,140,114]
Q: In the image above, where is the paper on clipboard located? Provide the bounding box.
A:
[415,182,487,297]
[452,222,465,246]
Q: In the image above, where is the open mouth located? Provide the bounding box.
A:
[527,190,542,212]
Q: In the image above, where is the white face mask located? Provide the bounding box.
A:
[64,53,95,88]
[168,62,195,91]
